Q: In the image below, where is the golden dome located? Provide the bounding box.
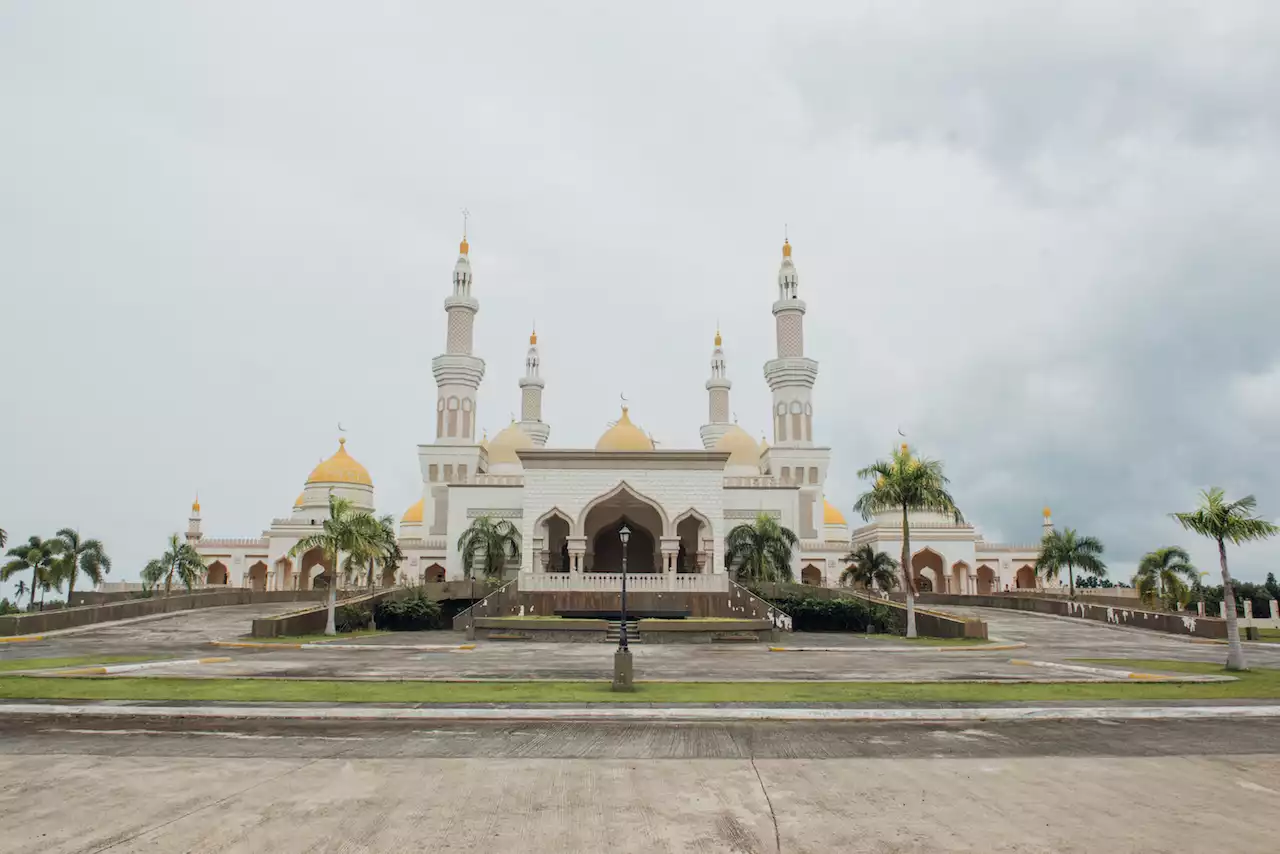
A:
[402,498,424,524]
[459,236,469,255]
[782,239,792,258]
[900,442,909,456]
[191,495,200,513]
[714,425,761,469]
[488,422,533,465]
[824,500,846,526]
[293,492,304,508]
[596,407,654,452]
[714,329,722,347]
[306,438,373,487]
[1043,506,1052,518]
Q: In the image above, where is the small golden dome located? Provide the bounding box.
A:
[191,495,200,513]
[900,442,909,456]
[714,329,722,347]
[595,407,654,452]
[823,500,846,526]
[714,425,761,469]
[293,492,304,508]
[306,437,374,487]
[488,422,533,465]
[530,328,537,345]
[1043,506,1052,518]
[459,236,469,255]
[782,239,792,258]
[402,498,424,524]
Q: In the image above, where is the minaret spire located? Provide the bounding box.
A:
[764,235,817,446]
[699,327,732,449]
[517,325,550,446]
[186,494,203,544]
[430,224,485,443]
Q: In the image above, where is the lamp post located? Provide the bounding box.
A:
[612,524,634,691]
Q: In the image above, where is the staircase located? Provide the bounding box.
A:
[605,619,641,644]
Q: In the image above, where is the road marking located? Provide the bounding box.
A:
[0,635,44,643]
[1237,780,1278,795]
[51,657,232,676]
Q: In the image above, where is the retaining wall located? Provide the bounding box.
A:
[756,583,986,640]
[903,593,1228,639]
[249,589,407,638]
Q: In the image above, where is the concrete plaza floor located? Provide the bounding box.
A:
[1,717,1277,853]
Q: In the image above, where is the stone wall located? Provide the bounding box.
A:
[755,583,986,639]
[905,593,1228,639]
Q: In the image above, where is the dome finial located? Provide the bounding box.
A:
[782,224,791,258]
[530,324,537,346]
[1043,506,1052,519]
[459,206,470,255]
[192,493,200,513]
[714,326,722,347]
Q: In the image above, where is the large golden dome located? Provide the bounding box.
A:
[487,422,534,465]
[823,500,846,526]
[306,438,373,487]
[402,498,424,523]
[714,425,761,469]
[596,407,654,452]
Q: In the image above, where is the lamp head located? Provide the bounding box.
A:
[619,524,631,545]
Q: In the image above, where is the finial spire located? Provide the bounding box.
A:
[459,207,470,254]
[530,322,537,346]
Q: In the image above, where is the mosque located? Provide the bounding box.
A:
[184,235,1049,597]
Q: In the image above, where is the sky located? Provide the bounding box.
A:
[2,0,1279,600]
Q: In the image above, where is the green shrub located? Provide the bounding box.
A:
[335,603,373,633]
[374,588,444,631]
[0,598,20,616]
[768,595,903,634]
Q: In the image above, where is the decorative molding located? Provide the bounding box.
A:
[516,449,731,470]
[724,510,781,520]
[466,508,524,520]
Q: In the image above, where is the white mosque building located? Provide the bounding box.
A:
[185,235,1049,596]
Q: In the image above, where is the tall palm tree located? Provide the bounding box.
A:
[349,513,403,591]
[1036,528,1107,599]
[456,515,522,581]
[0,528,7,549]
[290,495,383,635]
[2,536,54,611]
[1133,546,1198,610]
[48,528,111,604]
[1172,488,1279,672]
[14,579,28,604]
[142,534,207,596]
[854,443,963,638]
[724,513,799,584]
[841,544,899,593]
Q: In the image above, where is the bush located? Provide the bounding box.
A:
[374,588,445,631]
[768,595,902,634]
[0,598,20,616]
[335,603,372,633]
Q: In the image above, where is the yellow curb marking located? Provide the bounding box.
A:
[0,635,44,643]
[457,644,476,650]
[197,657,232,664]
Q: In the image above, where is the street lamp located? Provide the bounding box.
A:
[612,524,633,691]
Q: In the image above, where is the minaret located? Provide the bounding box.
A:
[430,226,486,445]
[764,237,819,447]
[517,327,550,446]
[186,495,202,545]
[1043,507,1054,537]
[700,328,732,449]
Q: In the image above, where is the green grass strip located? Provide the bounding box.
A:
[0,660,1275,703]
[0,656,163,673]
[244,629,390,644]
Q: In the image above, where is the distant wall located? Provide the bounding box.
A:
[904,593,1227,639]
[755,583,986,640]
[249,590,403,638]
[0,589,336,637]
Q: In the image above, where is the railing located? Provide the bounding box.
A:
[519,572,729,593]
[472,474,524,485]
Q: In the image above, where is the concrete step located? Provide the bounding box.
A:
[605,620,641,643]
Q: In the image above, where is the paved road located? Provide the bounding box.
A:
[0,718,1276,852]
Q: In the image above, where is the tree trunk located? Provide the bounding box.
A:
[1219,538,1247,671]
[28,569,36,610]
[367,557,375,592]
[66,562,77,607]
[901,504,917,638]
[325,549,339,636]
[1067,562,1075,600]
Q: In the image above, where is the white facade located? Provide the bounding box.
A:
[186,235,1044,594]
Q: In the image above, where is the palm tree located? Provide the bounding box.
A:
[841,544,899,593]
[1133,546,1198,610]
[347,514,403,591]
[456,515,522,581]
[854,443,963,638]
[0,528,6,549]
[14,579,28,604]
[2,536,54,611]
[1036,528,1107,599]
[142,534,207,596]
[48,528,111,605]
[724,513,799,584]
[1172,488,1279,672]
[290,495,383,635]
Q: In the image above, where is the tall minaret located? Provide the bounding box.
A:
[430,225,486,445]
[700,328,732,449]
[186,495,202,545]
[517,327,550,446]
[1043,507,1054,538]
[764,237,819,447]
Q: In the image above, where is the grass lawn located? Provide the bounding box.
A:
[0,655,163,673]
[854,634,994,646]
[242,629,390,644]
[0,660,1275,703]
[1256,629,1280,643]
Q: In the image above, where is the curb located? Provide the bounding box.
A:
[769,642,1024,653]
[0,635,45,644]
[1,702,1278,723]
[52,657,232,676]
[1006,658,1236,683]
[210,640,475,652]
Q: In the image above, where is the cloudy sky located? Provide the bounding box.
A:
[2,1,1278,599]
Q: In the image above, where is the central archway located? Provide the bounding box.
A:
[911,548,945,593]
[579,482,667,573]
[1015,565,1037,589]
[206,561,228,586]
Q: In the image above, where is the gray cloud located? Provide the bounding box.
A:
[2,1,1278,599]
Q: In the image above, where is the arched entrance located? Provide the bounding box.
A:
[801,564,822,586]
[206,561,228,586]
[580,483,666,573]
[536,508,572,572]
[673,509,711,574]
[951,561,970,596]
[299,547,330,591]
[248,561,268,592]
[977,565,997,595]
[423,563,446,584]
[380,566,397,587]
[1015,565,1037,589]
[911,549,945,593]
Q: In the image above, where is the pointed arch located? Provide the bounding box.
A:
[911,547,946,593]
[575,481,670,536]
[534,506,574,530]
[671,507,712,535]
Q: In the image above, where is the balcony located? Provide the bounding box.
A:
[519,572,729,593]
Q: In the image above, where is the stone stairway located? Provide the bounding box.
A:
[605,619,641,644]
